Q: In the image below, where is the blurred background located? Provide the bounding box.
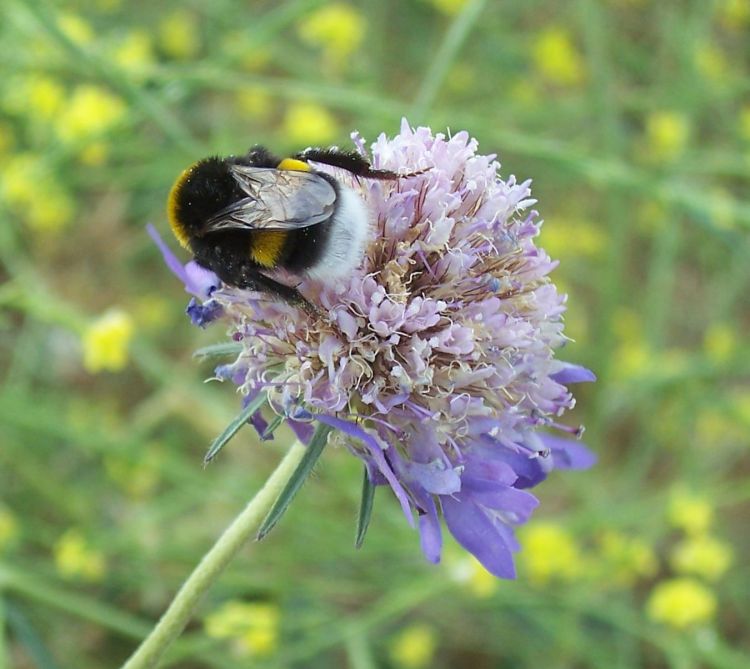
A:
[0,0,748,667]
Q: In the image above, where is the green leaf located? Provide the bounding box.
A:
[192,342,243,359]
[262,413,285,440]
[355,466,376,549]
[203,393,267,464]
[256,423,332,540]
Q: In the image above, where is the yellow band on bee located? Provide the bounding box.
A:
[277,158,311,172]
[250,230,288,267]
[167,166,193,249]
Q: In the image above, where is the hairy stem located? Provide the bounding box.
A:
[121,441,307,669]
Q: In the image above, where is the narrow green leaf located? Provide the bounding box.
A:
[5,601,62,669]
[262,414,285,440]
[192,342,243,359]
[257,423,332,540]
[355,467,376,549]
[203,393,267,464]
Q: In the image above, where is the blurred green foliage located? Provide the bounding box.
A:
[1,0,749,667]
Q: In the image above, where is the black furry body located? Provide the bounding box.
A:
[168,145,404,308]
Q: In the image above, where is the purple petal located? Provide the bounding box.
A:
[442,495,517,578]
[405,461,461,495]
[186,298,223,327]
[147,223,189,286]
[147,224,220,299]
[551,364,597,384]
[416,492,442,564]
[470,487,539,523]
[539,434,597,470]
[288,419,315,445]
[315,414,414,526]
[184,261,220,300]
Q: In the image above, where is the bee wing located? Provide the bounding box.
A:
[200,166,336,234]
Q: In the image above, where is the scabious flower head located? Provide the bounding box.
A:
[154,120,594,578]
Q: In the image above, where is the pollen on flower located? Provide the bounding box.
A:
[282,103,337,145]
[204,601,280,657]
[82,309,135,373]
[388,624,437,669]
[54,529,106,582]
[670,534,733,581]
[532,27,586,87]
[297,3,366,62]
[646,578,717,629]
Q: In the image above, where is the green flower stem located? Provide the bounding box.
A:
[121,441,307,669]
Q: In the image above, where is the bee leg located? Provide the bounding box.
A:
[242,271,318,316]
[295,147,406,180]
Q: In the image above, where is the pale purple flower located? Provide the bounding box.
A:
[155,120,595,578]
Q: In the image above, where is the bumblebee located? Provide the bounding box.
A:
[167,146,409,309]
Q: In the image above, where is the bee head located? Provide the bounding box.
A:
[167,156,241,249]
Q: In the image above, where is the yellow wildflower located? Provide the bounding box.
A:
[646,578,717,629]
[0,506,19,553]
[740,106,750,142]
[424,0,469,15]
[667,487,713,536]
[703,323,737,363]
[26,190,76,232]
[159,10,201,60]
[54,529,106,582]
[670,535,733,581]
[718,0,750,29]
[56,85,125,144]
[204,601,280,657]
[695,406,747,450]
[644,111,690,163]
[541,218,606,259]
[0,154,75,231]
[113,30,155,77]
[79,141,109,167]
[298,4,366,62]
[707,188,735,231]
[694,42,729,82]
[1,154,44,206]
[82,309,135,373]
[519,522,583,585]
[105,447,163,499]
[236,87,274,121]
[597,531,657,586]
[467,556,499,598]
[5,75,66,121]
[446,554,499,597]
[389,624,437,669]
[532,27,585,87]
[58,13,94,46]
[282,103,337,145]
